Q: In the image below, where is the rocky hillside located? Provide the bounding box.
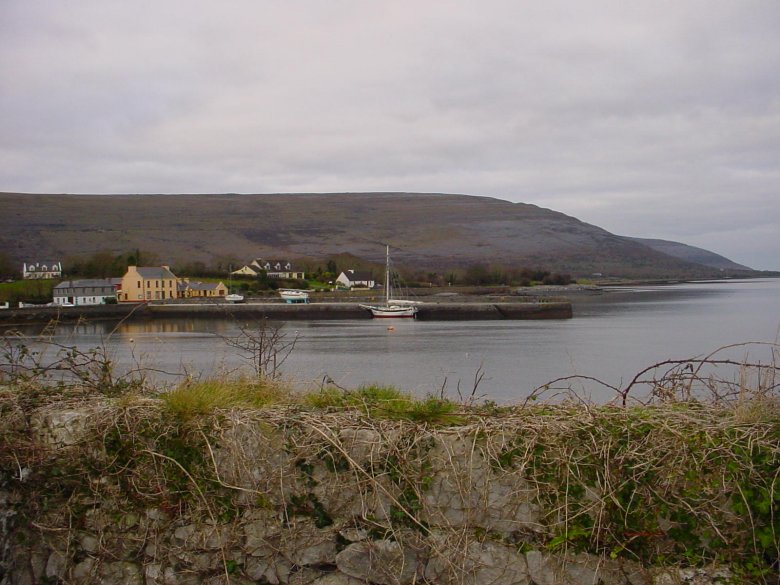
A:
[627,237,753,271]
[0,192,756,278]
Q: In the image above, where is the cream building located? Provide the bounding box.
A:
[117,266,178,302]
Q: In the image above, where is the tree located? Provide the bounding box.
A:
[463,264,491,285]
[221,322,298,379]
[65,250,135,278]
[125,249,160,267]
[0,251,17,279]
[542,272,573,286]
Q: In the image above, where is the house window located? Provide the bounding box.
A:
[137,281,141,288]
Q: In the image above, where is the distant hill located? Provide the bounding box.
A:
[0,192,757,279]
[627,237,753,271]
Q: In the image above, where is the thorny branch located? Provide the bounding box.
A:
[528,341,779,406]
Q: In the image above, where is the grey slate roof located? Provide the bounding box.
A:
[54,278,118,290]
[251,259,297,271]
[26,262,61,271]
[136,267,176,279]
[178,281,220,291]
[344,271,374,281]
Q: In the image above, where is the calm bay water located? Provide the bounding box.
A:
[9,279,780,403]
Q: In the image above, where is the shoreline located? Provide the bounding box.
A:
[0,298,573,326]
[3,278,774,326]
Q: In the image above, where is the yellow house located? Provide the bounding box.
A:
[177,280,228,299]
[117,266,178,302]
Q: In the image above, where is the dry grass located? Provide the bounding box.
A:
[2,389,777,581]
[1,340,779,582]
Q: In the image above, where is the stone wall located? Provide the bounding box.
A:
[0,300,572,326]
[1,396,771,585]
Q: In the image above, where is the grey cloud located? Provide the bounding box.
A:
[1,0,778,269]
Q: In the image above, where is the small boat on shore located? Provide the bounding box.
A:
[360,245,418,318]
[279,289,310,304]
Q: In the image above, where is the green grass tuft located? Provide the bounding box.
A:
[161,377,290,419]
[303,384,463,424]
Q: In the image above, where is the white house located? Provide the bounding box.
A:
[231,258,305,280]
[336,270,376,289]
[23,261,62,280]
[53,278,120,306]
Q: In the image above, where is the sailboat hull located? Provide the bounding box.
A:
[360,304,417,318]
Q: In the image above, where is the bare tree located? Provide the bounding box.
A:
[221,320,298,379]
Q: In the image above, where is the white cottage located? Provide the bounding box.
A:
[336,270,376,289]
[231,258,305,280]
[23,261,62,280]
[53,278,120,306]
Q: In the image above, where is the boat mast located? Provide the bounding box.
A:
[385,244,390,303]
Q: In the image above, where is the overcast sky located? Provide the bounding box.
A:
[1,1,778,269]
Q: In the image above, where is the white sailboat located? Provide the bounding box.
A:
[360,246,418,318]
[225,266,244,303]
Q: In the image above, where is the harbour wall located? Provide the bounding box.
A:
[0,300,572,326]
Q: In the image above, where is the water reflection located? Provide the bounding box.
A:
[3,279,779,402]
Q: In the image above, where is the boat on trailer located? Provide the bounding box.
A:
[279,289,310,303]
